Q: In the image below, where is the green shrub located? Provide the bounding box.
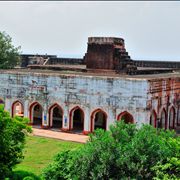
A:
[9,170,40,180]
[42,121,179,180]
[42,150,77,180]
[23,176,36,180]
[152,137,180,180]
[0,105,31,179]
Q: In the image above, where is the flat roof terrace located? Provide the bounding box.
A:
[1,68,180,81]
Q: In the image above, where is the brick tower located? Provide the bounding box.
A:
[84,37,133,73]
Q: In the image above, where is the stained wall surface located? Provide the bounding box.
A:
[0,70,179,133]
[0,71,149,133]
[147,76,180,129]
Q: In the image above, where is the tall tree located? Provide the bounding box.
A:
[0,31,21,69]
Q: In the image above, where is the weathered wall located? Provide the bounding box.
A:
[147,77,180,128]
[0,70,179,133]
[85,43,115,69]
[85,37,131,70]
[0,71,149,133]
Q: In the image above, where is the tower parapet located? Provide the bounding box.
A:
[85,36,134,73]
[88,37,124,45]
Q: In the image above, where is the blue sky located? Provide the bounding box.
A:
[0,1,180,61]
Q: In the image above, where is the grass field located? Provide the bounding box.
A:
[14,135,82,177]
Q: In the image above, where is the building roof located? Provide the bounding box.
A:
[1,68,180,81]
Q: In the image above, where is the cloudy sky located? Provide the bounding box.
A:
[0,1,180,61]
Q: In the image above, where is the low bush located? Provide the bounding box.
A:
[42,121,179,180]
[8,170,41,180]
[152,137,180,180]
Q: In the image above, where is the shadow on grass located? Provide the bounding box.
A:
[9,170,41,180]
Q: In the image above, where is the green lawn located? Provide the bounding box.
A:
[14,135,82,177]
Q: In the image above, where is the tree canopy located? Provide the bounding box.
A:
[0,31,21,69]
[0,105,31,179]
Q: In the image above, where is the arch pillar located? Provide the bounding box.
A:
[106,110,115,131]
[5,99,11,114]
[61,106,69,131]
[83,107,90,135]
[42,103,49,128]
[24,100,29,118]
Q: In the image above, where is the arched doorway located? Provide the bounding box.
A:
[169,107,175,129]
[117,111,134,123]
[150,110,157,128]
[69,107,84,133]
[12,101,24,117]
[0,99,4,105]
[29,102,43,126]
[91,109,107,132]
[177,106,180,126]
[158,109,167,129]
[49,104,63,128]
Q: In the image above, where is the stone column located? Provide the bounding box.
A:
[24,100,29,118]
[106,109,115,130]
[62,106,69,131]
[5,98,11,115]
[83,107,91,135]
[42,103,49,129]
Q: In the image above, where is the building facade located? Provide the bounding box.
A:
[0,70,179,134]
[0,37,179,134]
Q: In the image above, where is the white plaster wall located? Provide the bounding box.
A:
[0,72,149,130]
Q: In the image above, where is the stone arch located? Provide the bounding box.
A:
[29,102,43,126]
[117,111,134,124]
[69,106,84,133]
[49,103,64,128]
[0,98,4,105]
[90,108,107,132]
[150,110,157,128]
[169,106,175,129]
[11,100,24,117]
[158,108,167,129]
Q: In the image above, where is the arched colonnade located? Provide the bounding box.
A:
[3,99,135,134]
[150,106,179,130]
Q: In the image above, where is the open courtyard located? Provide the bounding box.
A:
[14,135,82,177]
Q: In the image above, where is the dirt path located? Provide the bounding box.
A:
[32,128,89,143]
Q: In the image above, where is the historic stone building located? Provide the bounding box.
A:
[0,37,179,134]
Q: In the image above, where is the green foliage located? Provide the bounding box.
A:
[152,157,180,180]
[152,137,180,180]
[42,150,77,180]
[0,31,21,69]
[71,129,117,180]
[7,170,41,180]
[42,121,179,180]
[0,105,31,179]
